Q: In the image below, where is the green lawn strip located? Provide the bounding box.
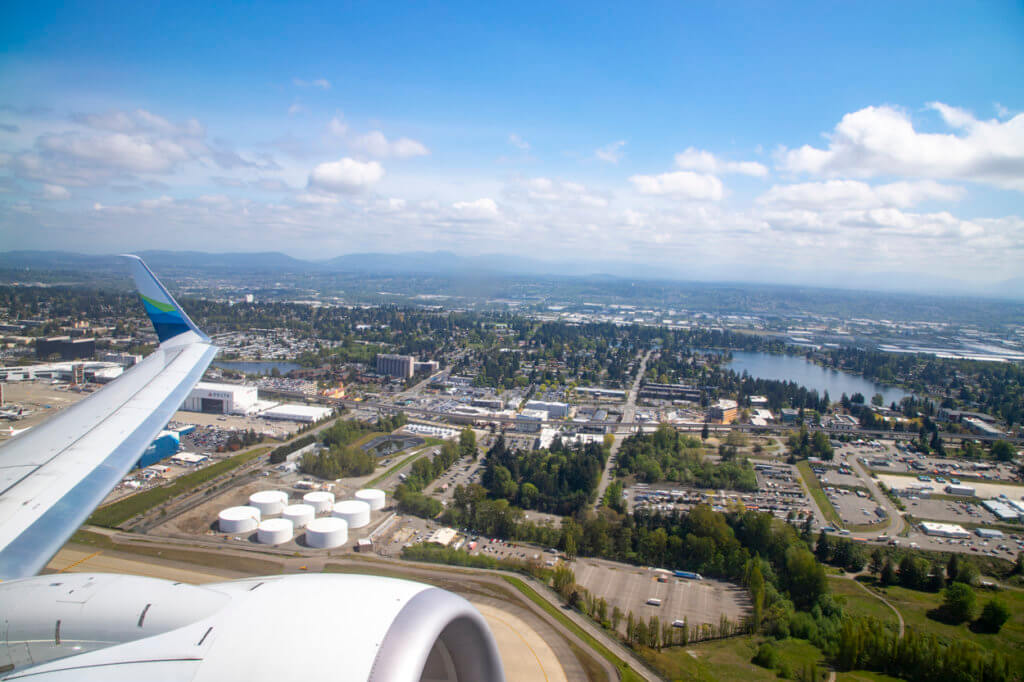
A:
[88,446,270,528]
[826,577,898,626]
[352,430,390,447]
[637,635,827,682]
[501,575,645,682]
[366,445,436,487]
[796,460,843,528]
[865,581,1024,671]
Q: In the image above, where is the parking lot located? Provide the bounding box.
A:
[573,558,750,635]
[904,496,1005,525]
[628,462,813,524]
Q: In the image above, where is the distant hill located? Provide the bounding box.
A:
[0,250,306,272]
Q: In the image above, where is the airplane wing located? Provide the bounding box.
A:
[0,256,217,579]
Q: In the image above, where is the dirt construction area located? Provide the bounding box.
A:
[572,557,750,633]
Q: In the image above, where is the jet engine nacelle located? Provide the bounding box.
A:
[0,573,504,681]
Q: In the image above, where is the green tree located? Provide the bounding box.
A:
[991,439,1014,462]
[942,582,977,623]
[459,427,478,458]
[976,598,1010,633]
[880,558,897,586]
[553,564,576,601]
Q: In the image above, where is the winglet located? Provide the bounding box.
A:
[122,255,210,344]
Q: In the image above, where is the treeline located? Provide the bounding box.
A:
[786,426,834,461]
[616,426,758,490]
[269,434,316,464]
[299,418,386,479]
[835,616,1012,682]
[393,440,463,519]
[481,436,607,514]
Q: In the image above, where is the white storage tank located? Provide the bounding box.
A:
[257,518,294,545]
[305,517,348,549]
[355,488,386,511]
[249,490,288,516]
[218,506,260,533]
[282,503,315,529]
[332,500,371,529]
[303,490,335,514]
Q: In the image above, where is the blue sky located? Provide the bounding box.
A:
[1,1,1023,288]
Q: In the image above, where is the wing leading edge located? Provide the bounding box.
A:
[0,257,217,579]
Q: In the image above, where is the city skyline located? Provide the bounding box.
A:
[2,1,1023,287]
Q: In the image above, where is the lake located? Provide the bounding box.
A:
[726,351,911,405]
[212,360,302,376]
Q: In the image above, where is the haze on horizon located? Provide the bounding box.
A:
[1,1,1023,291]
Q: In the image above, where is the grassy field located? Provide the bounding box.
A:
[501,575,646,682]
[863,578,1024,670]
[827,577,899,626]
[637,635,828,682]
[797,460,843,528]
[88,446,270,527]
[365,445,433,487]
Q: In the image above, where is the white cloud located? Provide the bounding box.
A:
[328,116,348,137]
[296,192,339,205]
[629,171,723,200]
[452,198,499,219]
[308,158,384,193]
[293,78,331,90]
[351,131,429,159]
[288,102,304,115]
[510,177,608,207]
[674,147,768,177]
[779,103,1024,190]
[508,134,530,150]
[37,132,190,173]
[72,109,204,137]
[595,140,626,163]
[42,184,70,200]
[757,180,964,210]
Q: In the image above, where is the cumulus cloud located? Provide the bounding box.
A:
[595,140,626,163]
[675,147,768,177]
[508,134,530,150]
[293,78,331,90]
[351,131,429,159]
[42,184,70,200]
[452,198,499,219]
[308,157,384,193]
[757,179,965,210]
[629,171,723,200]
[779,103,1024,190]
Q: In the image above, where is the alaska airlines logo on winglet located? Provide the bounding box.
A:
[140,293,190,341]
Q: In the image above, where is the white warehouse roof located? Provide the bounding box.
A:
[259,404,334,423]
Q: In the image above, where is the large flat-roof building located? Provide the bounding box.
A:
[525,400,569,419]
[638,383,701,402]
[183,382,259,415]
[376,354,415,379]
[710,399,738,424]
[35,336,95,361]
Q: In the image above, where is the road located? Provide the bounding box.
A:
[593,348,653,510]
[847,452,907,538]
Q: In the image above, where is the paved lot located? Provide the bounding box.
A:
[572,558,749,634]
